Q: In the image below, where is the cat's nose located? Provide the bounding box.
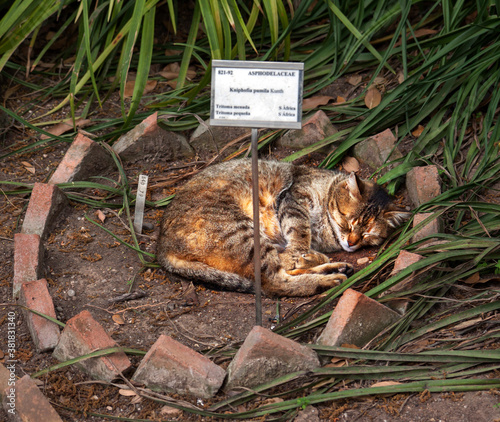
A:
[347,234,360,247]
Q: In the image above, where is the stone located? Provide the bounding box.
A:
[317,289,400,348]
[225,326,320,392]
[189,118,251,154]
[49,133,113,185]
[406,165,441,207]
[295,406,320,422]
[114,112,194,161]
[132,335,225,399]
[2,375,63,422]
[277,110,338,151]
[352,129,403,174]
[412,212,442,243]
[21,183,67,240]
[379,251,425,314]
[13,233,44,299]
[53,310,131,381]
[19,279,60,352]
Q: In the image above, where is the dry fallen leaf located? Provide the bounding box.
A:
[112,314,125,325]
[348,74,362,86]
[336,96,346,103]
[119,389,137,397]
[144,79,157,94]
[342,156,360,173]
[41,118,92,140]
[364,87,382,109]
[453,317,483,331]
[371,381,402,388]
[302,95,335,110]
[96,210,106,223]
[21,161,35,174]
[124,80,136,98]
[412,124,425,137]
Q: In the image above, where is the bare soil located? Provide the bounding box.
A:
[0,100,499,421]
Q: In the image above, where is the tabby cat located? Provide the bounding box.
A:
[157,159,409,297]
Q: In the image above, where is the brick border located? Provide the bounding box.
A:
[8,125,442,420]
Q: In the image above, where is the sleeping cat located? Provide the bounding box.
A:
[157,159,410,297]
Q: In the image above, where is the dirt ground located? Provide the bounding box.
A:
[0,99,499,421]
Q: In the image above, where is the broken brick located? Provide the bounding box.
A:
[53,310,131,381]
[48,133,113,185]
[317,288,400,348]
[225,326,320,391]
[353,129,403,174]
[2,375,63,422]
[277,110,338,151]
[380,251,425,314]
[13,233,44,299]
[132,334,225,399]
[19,279,60,352]
[412,212,442,243]
[406,165,441,207]
[21,183,67,240]
[113,112,194,161]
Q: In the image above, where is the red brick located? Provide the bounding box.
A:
[113,112,194,161]
[353,129,403,174]
[48,133,113,185]
[406,165,441,207]
[277,110,338,151]
[132,335,225,399]
[21,183,67,240]
[412,212,441,243]
[19,279,60,352]
[225,326,320,391]
[53,310,131,381]
[13,233,44,299]
[379,251,425,314]
[317,289,400,348]
[2,375,63,422]
[0,364,11,395]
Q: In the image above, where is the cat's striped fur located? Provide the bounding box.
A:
[157,160,409,297]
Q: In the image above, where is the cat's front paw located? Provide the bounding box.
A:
[279,249,330,270]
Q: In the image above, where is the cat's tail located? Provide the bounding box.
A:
[157,253,255,293]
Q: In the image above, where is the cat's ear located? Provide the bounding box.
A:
[345,172,362,201]
[384,209,412,228]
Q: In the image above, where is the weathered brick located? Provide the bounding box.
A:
[277,110,338,151]
[21,183,67,240]
[113,112,194,161]
[0,364,12,397]
[380,251,425,314]
[53,310,131,381]
[225,326,320,391]
[49,133,113,185]
[132,334,225,399]
[406,165,441,207]
[13,233,44,299]
[189,117,251,154]
[412,212,442,243]
[2,375,63,422]
[353,129,403,174]
[19,279,60,352]
[317,289,400,348]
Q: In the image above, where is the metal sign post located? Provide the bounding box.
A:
[210,60,304,326]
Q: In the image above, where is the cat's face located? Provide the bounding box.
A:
[330,173,410,252]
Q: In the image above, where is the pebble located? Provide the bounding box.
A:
[56,306,63,312]
[357,257,370,265]
[142,222,154,231]
[67,289,76,297]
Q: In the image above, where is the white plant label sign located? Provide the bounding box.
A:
[210,60,304,129]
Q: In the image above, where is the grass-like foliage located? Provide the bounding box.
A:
[1,0,500,419]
